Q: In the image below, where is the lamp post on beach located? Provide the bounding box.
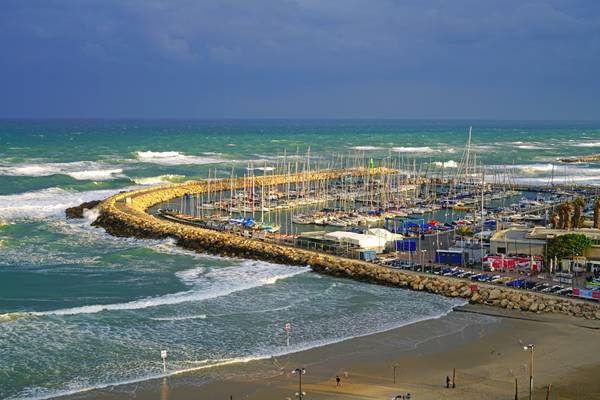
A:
[285,322,292,347]
[160,350,168,374]
[523,344,535,400]
[292,367,306,399]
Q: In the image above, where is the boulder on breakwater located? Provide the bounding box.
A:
[65,200,101,219]
[88,170,600,321]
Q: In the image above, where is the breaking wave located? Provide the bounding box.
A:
[131,174,186,185]
[30,261,309,316]
[571,141,600,148]
[515,144,550,150]
[350,146,382,151]
[0,161,123,181]
[509,163,556,173]
[0,187,134,220]
[135,151,227,166]
[392,146,439,153]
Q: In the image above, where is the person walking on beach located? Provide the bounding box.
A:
[335,375,341,387]
[446,375,451,388]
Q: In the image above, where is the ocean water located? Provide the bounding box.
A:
[1,120,599,399]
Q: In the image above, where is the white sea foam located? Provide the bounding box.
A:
[571,141,600,147]
[391,146,439,153]
[470,144,497,151]
[0,187,134,220]
[248,166,275,171]
[510,163,556,173]
[150,314,208,321]
[433,160,458,168]
[135,151,226,166]
[351,146,382,151]
[32,261,309,316]
[8,298,468,400]
[131,174,186,185]
[513,175,600,185]
[515,145,550,150]
[0,161,123,181]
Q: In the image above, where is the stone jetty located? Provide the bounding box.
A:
[92,168,600,320]
[559,154,600,163]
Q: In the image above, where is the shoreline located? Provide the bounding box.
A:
[61,306,497,400]
[63,304,600,400]
[44,298,466,400]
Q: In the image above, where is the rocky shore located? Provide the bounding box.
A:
[90,169,600,320]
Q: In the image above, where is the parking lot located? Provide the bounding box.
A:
[378,258,592,301]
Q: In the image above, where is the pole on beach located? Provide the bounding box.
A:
[292,367,306,399]
[524,344,535,400]
[545,384,552,400]
[452,368,456,388]
[393,363,399,384]
[285,322,292,347]
[161,350,168,374]
[515,377,519,400]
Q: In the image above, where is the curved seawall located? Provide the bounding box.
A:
[93,169,600,321]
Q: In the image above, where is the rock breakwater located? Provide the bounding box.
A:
[92,169,600,320]
[559,154,600,163]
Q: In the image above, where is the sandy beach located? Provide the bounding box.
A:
[64,304,600,400]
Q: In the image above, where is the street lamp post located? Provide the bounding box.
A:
[524,344,535,400]
[292,367,306,399]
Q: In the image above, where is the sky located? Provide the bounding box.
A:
[0,0,599,120]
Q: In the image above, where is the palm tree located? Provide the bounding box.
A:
[574,197,586,228]
[564,201,573,230]
[557,204,566,229]
[594,197,600,229]
[550,210,559,229]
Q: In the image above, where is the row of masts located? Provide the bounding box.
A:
[178,128,574,230]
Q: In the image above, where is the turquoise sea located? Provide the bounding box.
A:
[1,120,600,399]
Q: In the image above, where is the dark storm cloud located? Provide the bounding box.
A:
[1,0,599,119]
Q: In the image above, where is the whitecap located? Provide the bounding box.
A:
[0,161,124,181]
[509,163,555,173]
[391,146,439,153]
[570,141,600,148]
[31,261,310,316]
[351,146,382,151]
[248,166,275,171]
[135,151,226,166]
[131,174,186,185]
[515,145,550,150]
[0,187,133,220]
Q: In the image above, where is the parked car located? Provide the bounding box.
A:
[506,279,526,288]
[523,281,537,290]
[533,283,550,292]
[556,287,572,296]
[541,285,562,293]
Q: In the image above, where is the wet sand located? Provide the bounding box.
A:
[65,305,600,400]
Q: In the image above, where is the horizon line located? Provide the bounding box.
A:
[1,117,600,123]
